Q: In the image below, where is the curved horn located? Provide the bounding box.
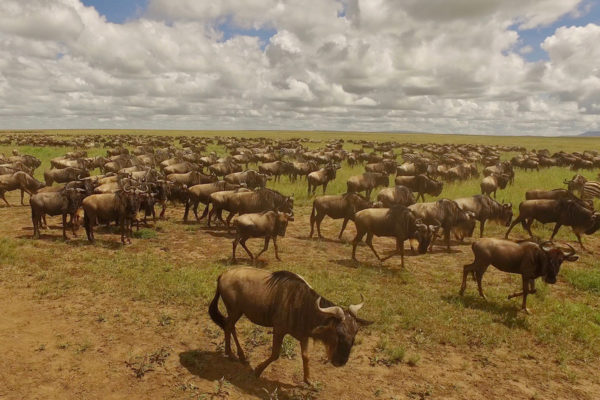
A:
[562,243,576,257]
[348,294,365,318]
[123,183,133,193]
[540,240,554,252]
[315,297,345,320]
[77,174,82,180]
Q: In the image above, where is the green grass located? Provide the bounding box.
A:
[563,267,600,294]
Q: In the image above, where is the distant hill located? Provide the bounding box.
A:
[580,131,600,137]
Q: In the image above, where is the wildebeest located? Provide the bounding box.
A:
[30,188,85,239]
[351,206,436,268]
[184,181,241,222]
[376,185,415,208]
[0,171,45,206]
[232,211,294,262]
[505,199,600,249]
[307,163,339,195]
[167,170,216,187]
[208,267,371,384]
[224,170,268,189]
[209,161,242,177]
[82,186,144,244]
[409,199,474,251]
[44,167,89,186]
[395,174,443,202]
[365,160,396,174]
[454,195,513,237]
[525,188,583,202]
[217,188,294,227]
[346,172,389,199]
[459,238,578,313]
[309,193,373,239]
[259,161,293,182]
[163,161,199,175]
[290,160,318,182]
[480,174,509,198]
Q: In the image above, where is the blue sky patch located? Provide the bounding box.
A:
[217,17,276,50]
[81,0,148,24]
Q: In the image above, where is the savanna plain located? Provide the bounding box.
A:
[1,130,600,400]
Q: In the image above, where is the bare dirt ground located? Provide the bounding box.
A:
[1,190,600,400]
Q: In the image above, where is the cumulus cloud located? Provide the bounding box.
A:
[0,0,597,134]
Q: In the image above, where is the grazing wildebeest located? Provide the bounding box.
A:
[44,167,89,186]
[346,172,389,199]
[351,205,436,268]
[232,211,294,262]
[395,174,443,202]
[224,170,268,189]
[309,192,373,239]
[454,195,513,237]
[30,188,85,239]
[460,239,578,313]
[409,199,474,251]
[208,267,371,384]
[307,163,339,195]
[184,181,241,222]
[505,199,600,249]
[0,171,45,206]
[480,174,509,198]
[376,185,415,208]
[82,186,144,244]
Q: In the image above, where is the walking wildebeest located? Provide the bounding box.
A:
[216,188,294,227]
[480,173,509,198]
[44,167,89,186]
[0,171,45,206]
[184,181,242,222]
[346,172,389,199]
[30,188,86,239]
[224,170,268,189]
[232,211,294,262]
[395,174,443,202]
[208,267,371,384]
[460,238,578,313]
[309,192,374,240]
[351,205,436,268]
[454,195,513,237]
[505,199,600,249]
[307,163,339,195]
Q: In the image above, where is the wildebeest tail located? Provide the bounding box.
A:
[310,201,316,224]
[208,279,226,329]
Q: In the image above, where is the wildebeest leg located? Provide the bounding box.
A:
[225,211,235,228]
[255,331,284,378]
[272,236,281,261]
[20,189,25,205]
[504,216,523,238]
[521,276,530,313]
[365,232,382,261]
[300,337,311,384]
[338,217,350,240]
[0,191,10,206]
[207,205,215,227]
[366,189,371,200]
[199,203,209,221]
[84,213,94,242]
[550,223,562,241]
[351,229,366,261]
[475,267,488,299]
[159,203,166,219]
[574,231,586,251]
[523,218,535,238]
[479,220,486,237]
[307,183,311,196]
[459,263,475,296]
[322,182,328,195]
[223,309,245,360]
[232,236,239,262]
[62,213,68,240]
[239,238,254,260]
[255,237,270,260]
[32,212,39,239]
[444,228,451,252]
[183,201,190,222]
[192,200,200,221]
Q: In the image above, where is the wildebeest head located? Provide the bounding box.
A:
[430,179,443,197]
[584,212,600,235]
[275,212,294,237]
[414,222,439,254]
[539,242,578,284]
[501,202,513,226]
[312,296,372,367]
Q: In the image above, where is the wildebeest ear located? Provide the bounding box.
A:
[355,317,374,326]
[566,254,579,262]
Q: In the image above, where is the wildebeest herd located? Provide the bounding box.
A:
[1,132,598,381]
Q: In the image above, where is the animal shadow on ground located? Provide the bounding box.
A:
[179,350,298,399]
[294,235,341,244]
[17,233,125,249]
[217,257,268,267]
[441,294,530,329]
[203,229,235,238]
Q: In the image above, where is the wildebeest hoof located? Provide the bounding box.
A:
[521,308,531,315]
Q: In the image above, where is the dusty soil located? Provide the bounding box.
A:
[1,190,599,400]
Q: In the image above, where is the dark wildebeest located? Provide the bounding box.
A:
[480,174,509,198]
[206,188,251,227]
[184,181,241,222]
[30,188,86,239]
[454,195,513,237]
[307,164,339,195]
[209,161,242,177]
[505,199,600,249]
[259,161,293,182]
[82,186,144,244]
[43,167,89,186]
[309,193,373,240]
[525,188,584,202]
[224,170,268,189]
[365,160,396,174]
[163,161,199,175]
[208,267,371,384]
[291,160,318,182]
[395,174,443,202]
[376,185,415,208]
[216,188,294,227]
[460,239,578,313]
[351,206,436,268]
[0,171,45,206]
[166,170,217,187]
[409,199,474,251]
[346,172,389,199]
[232,211,294,262]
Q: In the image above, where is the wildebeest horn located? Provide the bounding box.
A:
[563,179,570,184]
[562,243,576,257]
[540,241,554,252]
[316,297,345,320]
[77,174,82,180]
[348,294,364,318]
[123,184,133,193]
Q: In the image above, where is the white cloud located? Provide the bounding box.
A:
[0,0,597,135]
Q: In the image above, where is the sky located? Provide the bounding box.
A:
[0,0,599,136]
